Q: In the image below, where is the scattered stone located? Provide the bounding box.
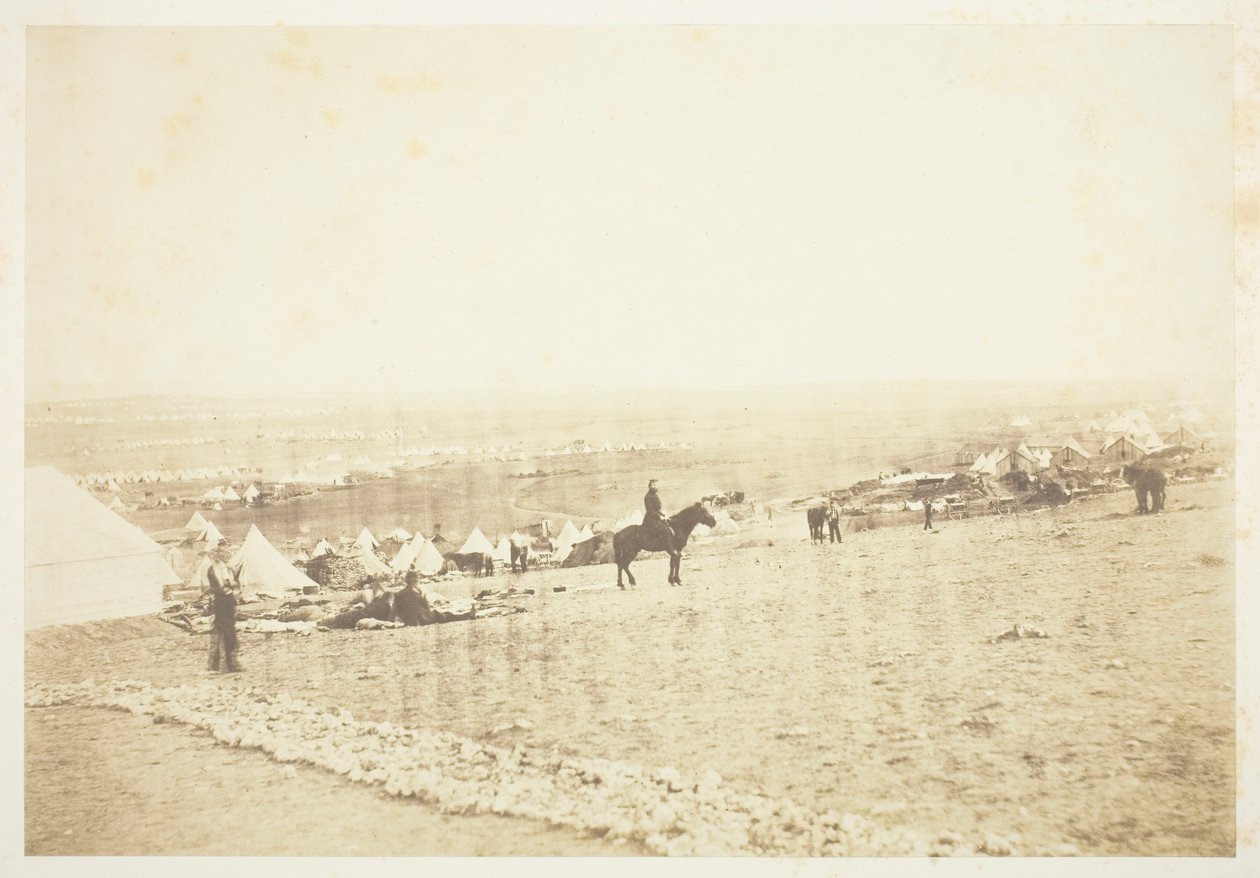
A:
[980,833,1012,856]
[775,726,811,739]
[990,624,1048,643]
[1107,658,1127,670]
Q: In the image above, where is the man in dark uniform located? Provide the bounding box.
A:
[643,479,675,549]
[923,497,935,531]
[392,571,474,626]
[827,499,842,544]
[205,552,242,673]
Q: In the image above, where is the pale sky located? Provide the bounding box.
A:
[24,25,1234,401]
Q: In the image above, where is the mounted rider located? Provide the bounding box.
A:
[643,479,676,549]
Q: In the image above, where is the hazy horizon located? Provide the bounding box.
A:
[25,26,1234,402]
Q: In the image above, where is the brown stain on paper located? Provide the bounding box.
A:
[407,138,428,160]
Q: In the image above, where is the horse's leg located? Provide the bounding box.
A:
[672,551,682,585]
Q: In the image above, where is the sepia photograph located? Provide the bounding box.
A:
[7,2,1257,872]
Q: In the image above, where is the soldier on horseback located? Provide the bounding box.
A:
[643,479,676,549]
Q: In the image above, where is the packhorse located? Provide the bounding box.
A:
[806,505,827,544]
[1122,464,1167,514]
[613,502,716,588]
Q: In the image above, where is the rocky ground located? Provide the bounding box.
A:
[25,481,1235,856]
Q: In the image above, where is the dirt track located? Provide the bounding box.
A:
[25,481,1235,856]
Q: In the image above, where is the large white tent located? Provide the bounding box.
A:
[229,524,320,594]
[493,536,512,563]
[193,518,224,545]
[355,527,379,553]
[458,527,496,555]
[25,466,180,629]
[185,510,209,531]
[310,538,334,558]
[413,539,446,576]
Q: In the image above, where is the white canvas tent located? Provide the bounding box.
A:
[391,540,418,573]
[385,527,412,542]
[614,509,643,532]
[229,524,320,594]
[222,485,241,502]
[107,496,125,512]
[194,518,224,545]
[577,524,594,542]
[493,536,512,563]
[349,544,391,577]
[185,510,209,532]
[413,539,446,576]
[25,467,180,629]
[355,527,379,553]
[242,484,261,502]
[310,538,334,558]
[458,527,496,555]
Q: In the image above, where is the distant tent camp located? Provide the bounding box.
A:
[457,527,496,556]
[222,486,241,502]
[229,524,320,594]
[185,510,210,532]
[1008,414,1032,428]
[242,484,261,503]
[25,466,179,629]
[413,539,446,576]
[107,496,125,512]
[355,527,379,553]
[385,527,412,542]
[310,538,334,558]
[202,487,225,503]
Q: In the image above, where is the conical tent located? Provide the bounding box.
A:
[391,540,418,572]
[577,524,594,542]
[222,486,241,502]
[242,484,261,501]
[107,496,125,512]
[556,520,580,545]
[350,544,391,577]
[458,527,496,555]
[355,527,379,552]
[310,539,334,558]
[414,539,446,576]
[186,511,209,531]
[229,524,320,593]
[196,519,224,545]
[386,527,412,542]
[493,536,512,563]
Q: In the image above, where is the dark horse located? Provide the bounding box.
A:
[613,502,716,588]
[1122,464,1167,514]
[806,505,827,544]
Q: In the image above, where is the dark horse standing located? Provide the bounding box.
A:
[806,505,827,544]
[614,502,715,588]
[1122,464,1167,514]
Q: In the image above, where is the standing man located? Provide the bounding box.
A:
[923,497,935,532]
[205,550,242,673]
[643,479,675,549]
[827,499,842,544]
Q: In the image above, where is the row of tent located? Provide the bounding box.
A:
[77,465,252,489]
[201,484,262,503]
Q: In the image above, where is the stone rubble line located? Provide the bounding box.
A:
[27,679,1003,857]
